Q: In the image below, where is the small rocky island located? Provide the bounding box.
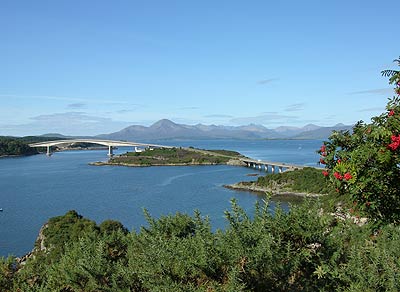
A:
[91,147,247,167]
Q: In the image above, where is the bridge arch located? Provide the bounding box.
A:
[29,139,172,156]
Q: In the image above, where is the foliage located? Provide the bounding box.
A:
[99,219,129,235]
[3,200,400,291]
[0,136,63,156]
[0,137,38,156]
[317,58,400,223]
[206,149,244,157]
[0,257,15,292]
[15,136,64,144]
[42,210,99,257]
[256,167,334,195]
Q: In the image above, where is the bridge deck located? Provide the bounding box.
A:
[29,139,173,149]
[240,158,319,170]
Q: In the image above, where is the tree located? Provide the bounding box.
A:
[318,57,400,223]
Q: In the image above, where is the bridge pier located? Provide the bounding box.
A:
[46,146,52,156]
[108,146,114,157]
[240,159,308,173]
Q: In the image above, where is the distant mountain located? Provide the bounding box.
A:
[40,133,97,139]
[97,119,353,141]
[98,119,274,140]
[291,123,353,139]
[40,133,70,138]
[272,124,320,138]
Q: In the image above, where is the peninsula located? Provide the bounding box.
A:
[225,167,332,198]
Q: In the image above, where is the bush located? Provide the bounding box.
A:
[318,57,400,223]
[3,200,400,291]
[256,167,334,195]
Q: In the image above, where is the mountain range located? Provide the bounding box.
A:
[94,119,352,141]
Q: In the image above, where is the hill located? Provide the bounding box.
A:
[97,119,352,141]
[291,123,353,139]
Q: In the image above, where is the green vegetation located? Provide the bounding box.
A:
[318,57,400,223]
[0,137,38,156]
[0,136,63,156]
[256,167,334,195]
[226,168,335,203]
[41,210,99,258]
[2,200,400,291]
[206,149,244,157]
[109,147,243,166]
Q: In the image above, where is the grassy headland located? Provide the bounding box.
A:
[225,167,334,198]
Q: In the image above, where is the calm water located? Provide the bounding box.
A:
[0,139,322,257]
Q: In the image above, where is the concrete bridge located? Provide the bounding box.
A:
[240,158,316,173]
[29,139,318,172]
[29,139,172,157]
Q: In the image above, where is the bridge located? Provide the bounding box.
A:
[29,139,172,157]
[240,158,317,173]
[29,139,318,173]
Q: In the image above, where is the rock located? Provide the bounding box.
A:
[16,223,49,266]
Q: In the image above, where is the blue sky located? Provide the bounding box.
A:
[1,0,399,136]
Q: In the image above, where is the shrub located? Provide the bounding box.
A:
[318,57,400,223]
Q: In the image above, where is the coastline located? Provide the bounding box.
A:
[0,153,37,159]
[224,181,325,198]
[89,158,245,167]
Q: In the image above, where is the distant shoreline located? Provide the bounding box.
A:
[0,153,36,159]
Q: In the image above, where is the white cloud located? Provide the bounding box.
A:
[0,93,144,107]
[348,88,393,96]
[257,78,279,85]
[203,114,233,118]
[229,113,298,125]
[285,103,306,112]
[67,103,87,109]
[178,106,200,110]
[1,112,132,136]
[359,107,385,112]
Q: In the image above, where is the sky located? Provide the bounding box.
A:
[1,0,399,136]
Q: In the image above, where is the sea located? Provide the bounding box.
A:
[0,139,322,257]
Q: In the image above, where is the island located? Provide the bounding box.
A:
[90,147,247,167]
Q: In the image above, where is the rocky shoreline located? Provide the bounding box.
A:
[16,223,48,266]
[224,181,325,198]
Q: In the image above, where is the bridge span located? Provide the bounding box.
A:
[29,139,172,157]
[240,158,318,173]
